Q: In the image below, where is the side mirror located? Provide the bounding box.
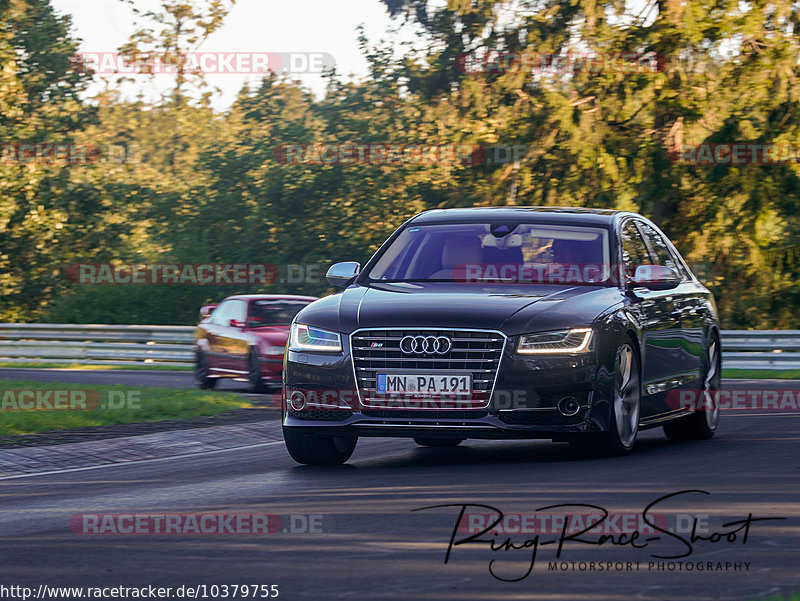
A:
[200,304,218,320]
[326,261,361,287]
[228,318,246,329]
[630,265,681,291]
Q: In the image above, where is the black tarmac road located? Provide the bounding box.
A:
[0,368,200,389]
[0,373,798,600]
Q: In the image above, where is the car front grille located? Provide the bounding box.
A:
[351,328,506,410]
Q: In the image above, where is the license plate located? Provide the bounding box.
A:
[376,373,472,395]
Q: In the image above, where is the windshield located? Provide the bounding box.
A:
[367,222,612,285]
[247,301,309,327]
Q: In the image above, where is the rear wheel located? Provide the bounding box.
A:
[283,428,357,465]
[664,334,720,441]
[194,350,217,389]
[414,438,463,448]
[248,348,268,393]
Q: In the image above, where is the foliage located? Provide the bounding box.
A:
[0,0,95,321]
[1,0,799,327]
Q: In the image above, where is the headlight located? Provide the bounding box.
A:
[289,323,342,352]
[517,328,593,354]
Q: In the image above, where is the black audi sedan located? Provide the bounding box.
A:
[282,207,721,464]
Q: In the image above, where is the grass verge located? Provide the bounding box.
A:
[722,368,800,380]
[0,379,253,437]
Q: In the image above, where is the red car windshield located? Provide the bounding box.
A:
[247,301,309,328]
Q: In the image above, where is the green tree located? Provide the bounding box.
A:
[0,0,97,321]
[380,0,800,328]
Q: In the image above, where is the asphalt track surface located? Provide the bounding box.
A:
[0,368,205,389]
[0,371,798,600]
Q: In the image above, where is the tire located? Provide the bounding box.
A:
[596,339,641,456]
[248,348,268,393]
[664,333,721,441]
[283,428,357,465]
[414,437,463,448]
[194,350,217,389]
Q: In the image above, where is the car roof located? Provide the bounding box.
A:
[409,206,630,226]
[224,294,318,302]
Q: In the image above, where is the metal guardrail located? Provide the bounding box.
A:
[0,324,797,370]
[0,324,195,367]
[720,331,800,370]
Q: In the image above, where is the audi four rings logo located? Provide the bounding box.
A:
[400,335,453,355]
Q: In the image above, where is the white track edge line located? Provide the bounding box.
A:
[0,441,284,481]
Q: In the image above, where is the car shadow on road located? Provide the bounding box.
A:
[289,433,702,474]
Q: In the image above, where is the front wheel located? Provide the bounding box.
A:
[664,334,721,441]
[414,438,463,448]
[194,350,217,389]
[283,428,357,465]
[597,340,641,456]
[248,348,268,393]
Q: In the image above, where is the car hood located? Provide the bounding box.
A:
[246,325,291,345]
[297,282,623,336]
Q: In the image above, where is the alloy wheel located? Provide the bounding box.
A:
[702,338,721,431]
[613,343,640,449]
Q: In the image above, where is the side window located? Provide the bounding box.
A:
[621,221,650,278]
[210,300,231,325]
[638,222,686,278]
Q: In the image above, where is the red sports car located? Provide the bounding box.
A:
[194,294,318,392]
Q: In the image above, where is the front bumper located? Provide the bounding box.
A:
[283,330,616,439]
[283,413,600,441]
